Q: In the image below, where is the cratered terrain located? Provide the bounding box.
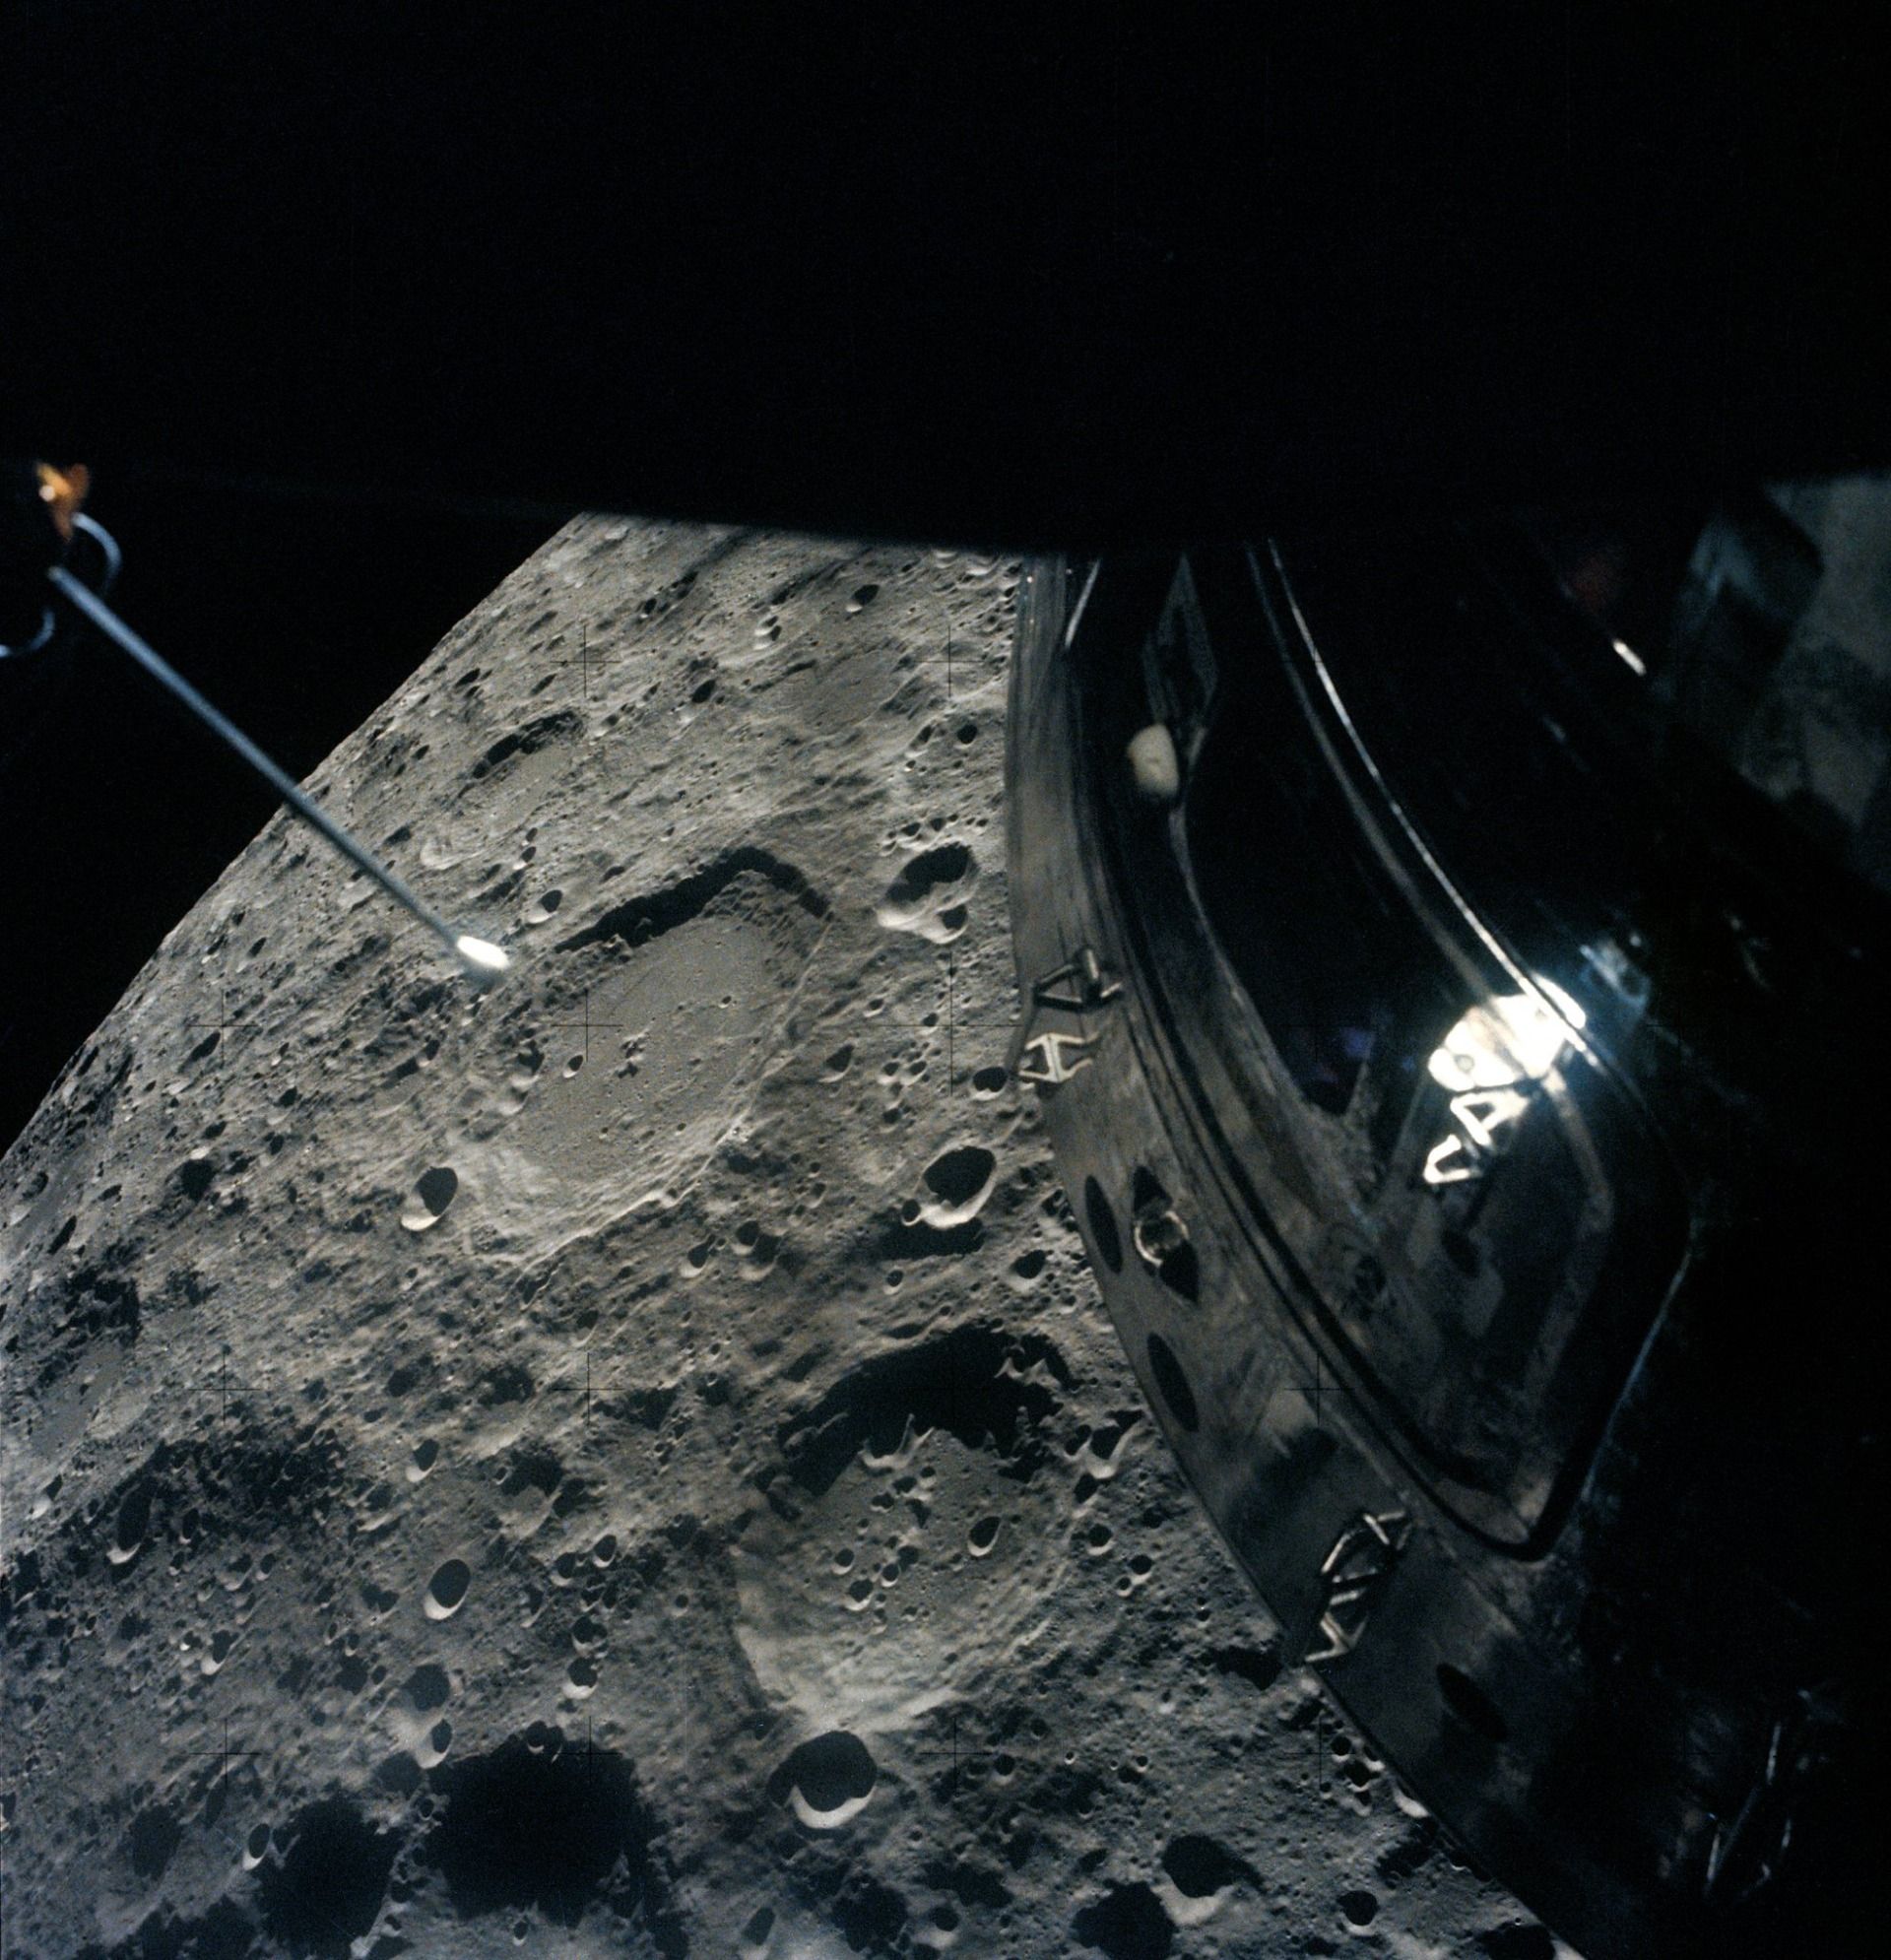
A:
[0,517,1567,1957]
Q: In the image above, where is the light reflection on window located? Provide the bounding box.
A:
[1422,979,1585,1187]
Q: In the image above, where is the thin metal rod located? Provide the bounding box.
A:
[47,565,502,970]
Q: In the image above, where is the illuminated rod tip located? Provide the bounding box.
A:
[454,934,511,973]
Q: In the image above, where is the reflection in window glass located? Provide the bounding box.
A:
[1177,555,1687,1544]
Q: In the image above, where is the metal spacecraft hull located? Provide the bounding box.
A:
[1006,534,1883,1958]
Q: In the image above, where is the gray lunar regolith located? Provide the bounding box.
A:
[0,517,1568,1958]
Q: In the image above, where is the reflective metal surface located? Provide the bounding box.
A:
[1007,513,1887,1957]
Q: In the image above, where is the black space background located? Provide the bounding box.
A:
[0,478,565,1150]
[2,6,1885,1149]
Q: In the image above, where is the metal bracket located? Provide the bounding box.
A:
[1304,1509,1411,1666]
[1015,1028,1098,1085]
[1030,945,1123,1014]
[1009,945,1122,1086]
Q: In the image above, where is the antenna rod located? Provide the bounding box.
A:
[47,564,509,976]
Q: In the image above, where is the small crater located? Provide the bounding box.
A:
[424,1558,472,1620]
[401,1166,459,1232]
[478,1362,535,1406]
[109,1481,152,1566]
[876,840,976,941]
[403,1663,451,1712]
[1209,1644,1281,1694]
[128,1803,182,1880]
[771,1731,877,1830]
[1162,1834,1253,1899]
[1072,1881,1175,1960]
[374,1753,423,1800]
[834,1875,908,1951]
[846,582,880,614]
[919,1143,997,1225]
[1339,1887,1379,1928]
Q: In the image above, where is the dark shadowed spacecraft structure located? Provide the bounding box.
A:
[1004,490,1890,1957]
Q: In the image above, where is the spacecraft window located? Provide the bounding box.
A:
[1170,549,1689,1543]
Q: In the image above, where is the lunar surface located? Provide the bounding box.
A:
[0,518,1566,1957]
